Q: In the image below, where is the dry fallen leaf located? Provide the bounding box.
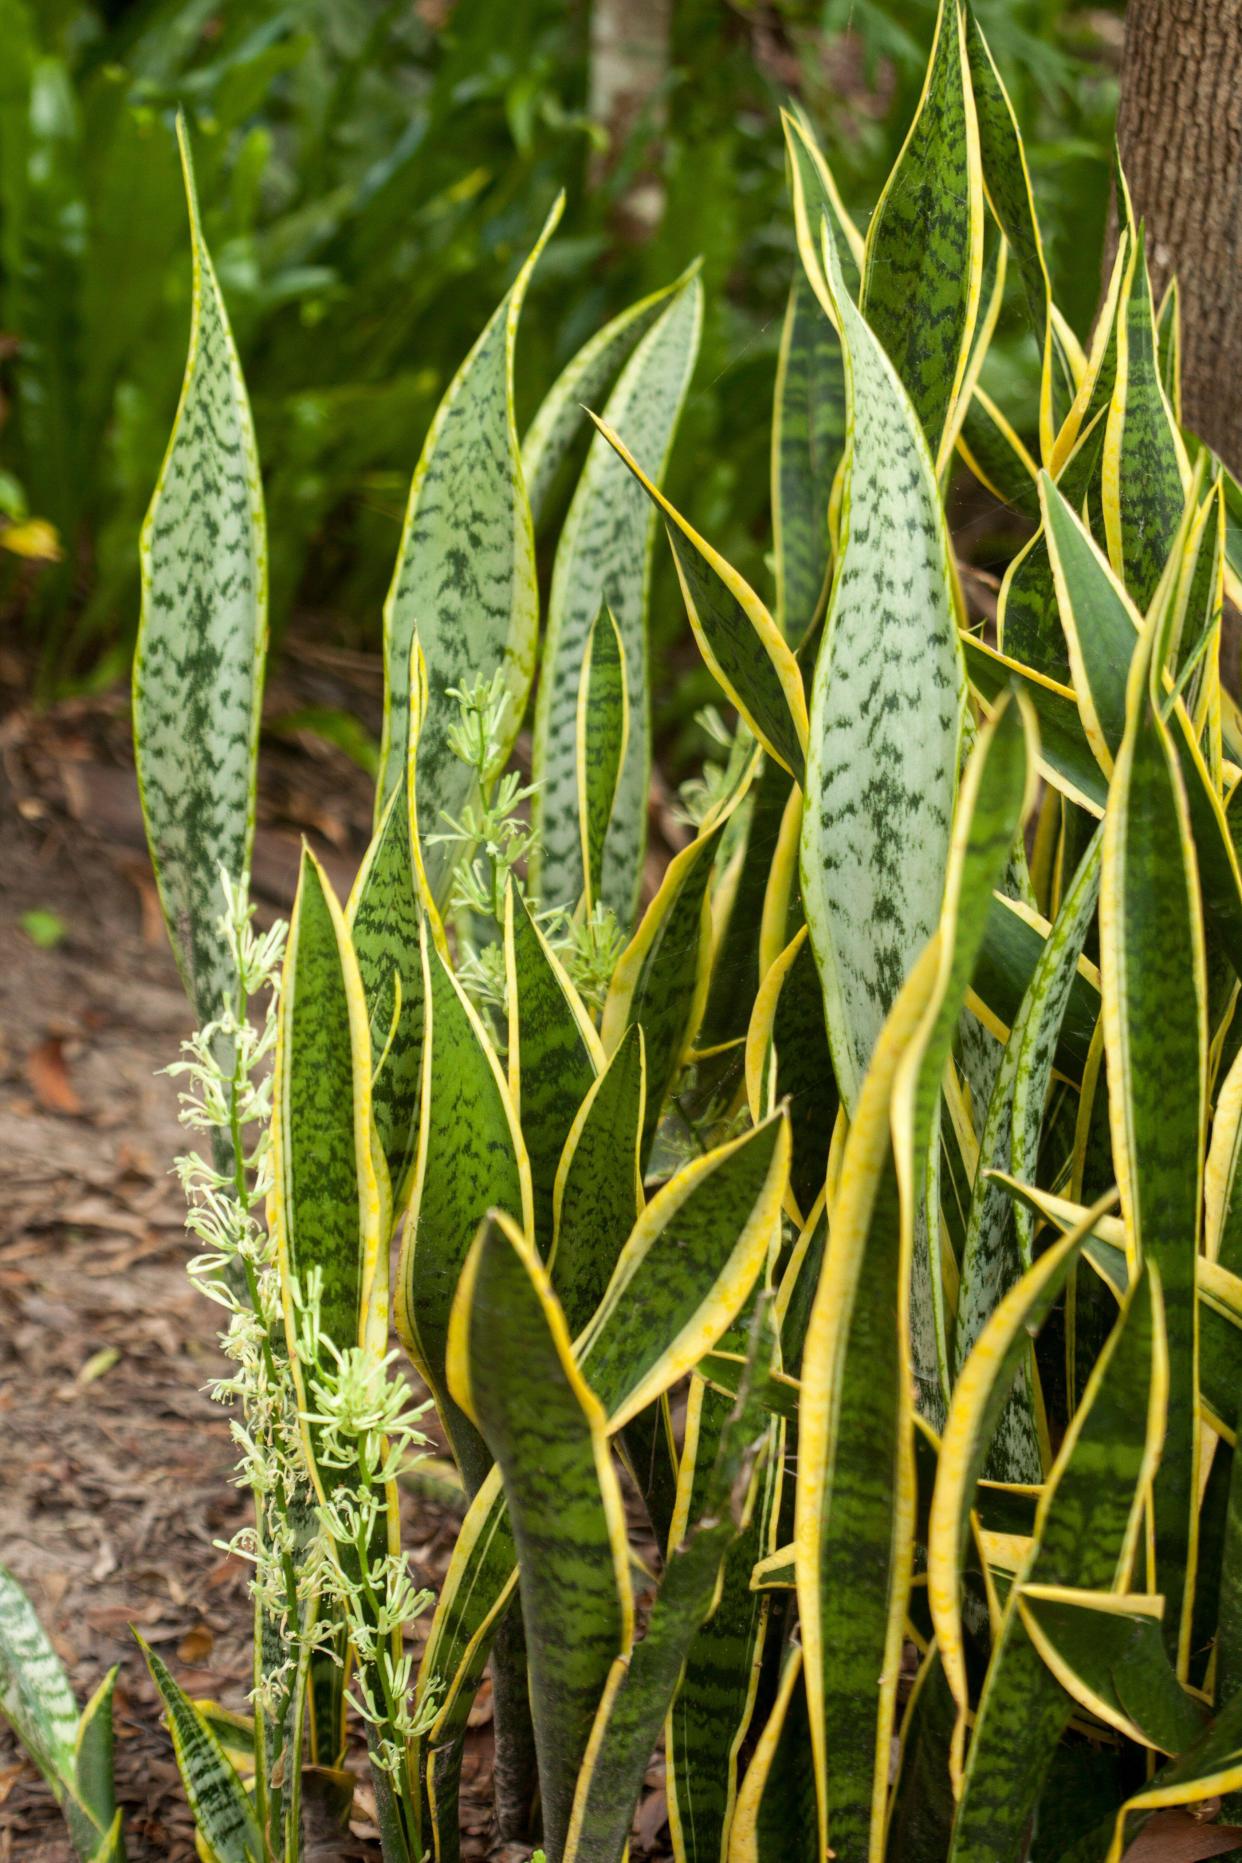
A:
[25,1036,82,1115]
[177,1623,215,1664]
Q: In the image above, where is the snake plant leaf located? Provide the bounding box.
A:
[972,883,1100,1078]
[551,1021,645,1338]
[74,1667,119,1851]
[1208,1041,1242,1275]
[962,4,1076,453]
[396,926,532,1497]
[577,1110,790,1428]
[137,1636,261,1863]
[946,1264,1167,1859]
[696,760,795,1059]
[504,884,601,1249]
[1099,612,1207,1669]
[1016,1586,1204,1754]
[602,772,752,1162]
[892,692,1039,1422]
[886,1645,959,1863]
[964,636,1107,816]
[796,934,941,1862]
[1041,470,1144,772]
[1156,277,1182,420]
[565,1311,777,1863]
[859,0,984,469]
[576,604,629,914]
[744,924,837,1226]
[802,214,967,1115]
[521,264,700,529]
[956,388,1041,523]
[85,1814,124,1863]
[271,850,386,1415]
[956,828,1102,1476]
[665,1387,784,1863]
[1102,226,1190,612]
[589,413,808,782]
[926,1199,1115,1778]
[772,267,846,647]
[377,195,562,892]
[447,1211,633,1863]
[346,772,424,1212]
[532,273,703,923]
[0,1562,79,1794]
[727,1643,819,1863]
[782,106,865,321]
[1093,1689,1242,1863]
[134,116,265,1030]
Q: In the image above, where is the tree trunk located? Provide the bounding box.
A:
[1116,0,1242,470]
[588,0,672,240]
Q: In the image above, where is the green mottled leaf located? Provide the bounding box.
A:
[505,885,600,1248]
[396,928,530,1495]
[532,275,702,923]
[551,1022,645,1339]
[576,604,629,914]
[73,1667,119,1852]
[886,1646,958,1863]
[783,107,865,317]
[566,1310,777,1862]
[447,1214,632,1863]
[802,215,966,1115]
[138,1637,261,1863]
[134,117,265,1029]
[973,882,1100,1078]
[590,413,807,783]
[956,388,1040,522]
[1041,469,1143,770]
[521,265,699,529]
[1102,227,1188,611]
[347,774,424,1211]
[728,1644,819,1863]
[964,636,1106,816]
[956,828,1102,1479]
[773,267,845,647]
[746,925,837,1224]
[1099,614,1207,1666]
[1017,1587,1204,1753]
[943,1265,1165,1859]
[859,0,983,468]
[378,198,562,897]
[0,1562,79,1793]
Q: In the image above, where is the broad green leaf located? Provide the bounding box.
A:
[272,851,386,1409]
[447,1213,632,1863]
[1099,611,1207,1668]
[1102,227,1190,612]
[926,1201,1115,1780]
[726,1643,818,1863]
[347,769,424,1213]
[396,927,531,1496]
[772,267,845,647]
[1016,1587,1204,1753]
[521,265,699,528]
[956,828,1102,1478]
[576,604,629,914]
[134,116,265,1029]
[138,1637,261,1863]
[796,935,941,1861]
[590,413,807,783]
[963,5,1077,454]
[859,0,984,469]
[892,693,1038,1422]
[377,196,562,895]
[74,1667,119,1851]
[531,274,702,923]
[0,1562,78,1793]
[665,1385,784,1863]
[802,215,966,1115]
[566,1313,777,1863]
[505,885,601,1248]
[946,1265,1167,1859]
[550,1022,645,1338]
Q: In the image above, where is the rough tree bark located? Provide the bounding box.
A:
[1116,0,1242,470]
[588,0,672,240]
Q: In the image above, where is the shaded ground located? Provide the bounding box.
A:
[0,665,627,1860]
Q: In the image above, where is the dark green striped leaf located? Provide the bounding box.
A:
[378,198,562,897]
[531,275,702,923]
[746,925,837,1226]
[134,117,265,1029]
[447,1213,632,1862]
[550,1022,645,1339]
[576,605,629,914]
[802,217,967,1114]
[727,1644,819,1863]
[859,0,983,468]
[1017,1587,1204,1753]
[1041,469,1142,769]
[505,885,601,1249]
[138,1636,261,1863]
[395,927,531,1496]
[772,267,845,647]
[964,635,1106,816]
[782,107,865,317]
